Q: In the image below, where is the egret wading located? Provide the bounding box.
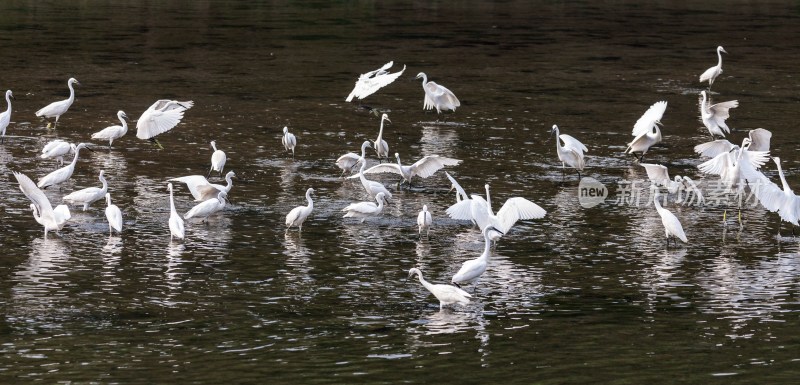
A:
[136,99,194,149]
[416,72,460,115]
[285,188,315,233]
[91,111,128,149]
[699,45,727,89]
[551,124,587,179]
[0,90,14,143]
[167,183,185,241]
[36,77,79,129]
[208,140,227,177]
[408,267,471,311]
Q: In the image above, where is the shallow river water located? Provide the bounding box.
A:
[1,1,800,383]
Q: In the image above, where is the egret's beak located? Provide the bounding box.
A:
[84,145,96,152]
[721,47,728,54]
[489,226,505,237]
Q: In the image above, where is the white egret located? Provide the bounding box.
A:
[37,143,91,189]
[751,157,800,234]
[625,101,666,162]
[208,140,226,177]
[35,77,79,129]
[104,193,122,235]
[41,140,73,166]
[184,191,227,222]
[373,113,390,162]
[91,111,128,148]
[653,192,688,247]
[136,99,194,149]
[336,141,372,176]
[640,163,683,194]
[285,188,315,232]
[0,90,14,143]
[445,171,469,203]
[699,91,738,138]
[167,183,185,241]
[699,46,727,89]
[448,184,546,239]
[350,160,393,201]
[364,152,462,186]
[698,137,769,226]
[342,192,386,223]
[417,205,432,238]
[551,124,588,178]
[695,129,770,159]
[408,267,471,310]
[345,61,406,102]
[416,72,461,114]
[12,171,71,238]
[451,226,503,286]
[281,126,296,157]
[169,171,235,202]
[62,170,108,211]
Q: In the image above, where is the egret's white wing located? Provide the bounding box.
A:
[336,152,361,170]
[409,156,462,179]
[342,201,379,215]
[752,172,784,213]
[136,100,193,139]
[748,128,772,152]
[363,163,402,176]
[446,199,474,221]
[694,139,735,158]
[741,149,770,171]
[469,195,491,231]
[640,163,671,187]
[559,134,588,153]
[13,171,53,215]
[168,175,211,201]
[632,101,667,137]
[434,284,473,302]
[625,130,650,153]
[346,63,405,102]
[708,100,738,134]
[445,171,469,201]
[195,184,225,201]
[495,197,547,234]
[697,152,730,176]
[42,140,70,155]
[53,204,71,223]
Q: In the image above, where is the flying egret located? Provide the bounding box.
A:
[35,77,79,129]
[136,99,194,149]
[695,129,770,161]
[699,46,727,89]
[373,113,390,162]
[184,191,227,222]
[285,187,315,232]
[41,140,73,166]
[408,267,471,310]
[104,193,122,235]
[37,143,91,189]
[12,171,71,238]
[416,72,461,114]
[208,140,226,177]
[62,170,108,211]
[345,61,406,102]
[91,111,128,148]
[0,90,13,143]
[281,126,296,157]
[342,192,386,223]
[698,137,769,226]
[452,226,503,287]
[751,157,800,235]
[167,183,185,241]
[699,91,738,138]
[350,160,393,201]
[169,170,236,202]
[336,141,372,176]
[417,205,432,238]
[551,124,588,178]
[364,152,462,187]
[653,192,688,247]
[625,101,666,162]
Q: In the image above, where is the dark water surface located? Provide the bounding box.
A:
[1,1,800,383]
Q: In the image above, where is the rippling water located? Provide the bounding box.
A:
[2,1,800,383]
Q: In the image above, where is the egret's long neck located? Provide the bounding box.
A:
[775,160,791,192]
[653,194,664,213]
[306,190,314,208]
[378,119,385,138]
[481,233,492,259]
[4,93,10,112]
[716,49,724,67]
[169,188,176,212]
[553,127,561,152]
[419,74,428,86]
[70,147,82,166]
[360,144,368,159]
[225,174,234,191]
[100,174,108,191]
[119,116,128,133]
[416,273,433,292]
[31,205,44,225]
[67,82,76,103]
[485,185,493,214]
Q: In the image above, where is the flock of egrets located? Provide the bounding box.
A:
[3,47,799,311]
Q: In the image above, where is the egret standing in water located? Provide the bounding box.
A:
[408,267,471,311]
[167,183,185,241]
[336,141,372,176]
[416,72,460,114]
[37,143,91,189]
[551,124,587,179]
[452,226,503,287]
[342,192,386,223]
[285,188,315,233]
[184,191,227,223]
[752,157,800,235]
[699,91,738,138]
[104,193,122,235]
[625,101,667,162]
[350,160,393,201]
[0,90,14,143]
[62,170,108,211]
[35,77,79,129]
[91,111,128,149]
[417,205,432,238]
[136,99,194,149]
[699,46,727,89]
[653,192,687,247]
[345,61,406,102]
[208,140,227,177]
[13,171,71,238]
[40,140,73,166]
[170,170,236,202]
[282,126,296,158]
[373,113,390,162]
